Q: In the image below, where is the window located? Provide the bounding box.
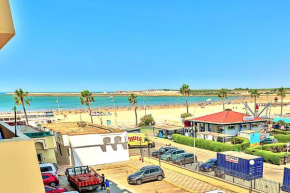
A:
[40,166,52,172]
[67,149,70,156]
[45,187,52,191]
[150,168,157,173]
[187,154,193,158]
[228,126,235,130]
[42,175,49,179]
[144,170,150,175]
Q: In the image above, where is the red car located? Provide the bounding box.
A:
[42,173,59,186]
[45,185,68,193]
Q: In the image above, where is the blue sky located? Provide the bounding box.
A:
[1,0,290,92]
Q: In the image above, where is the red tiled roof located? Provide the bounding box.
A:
[189,110,265,124]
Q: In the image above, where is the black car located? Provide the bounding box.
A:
[151,146,177,158]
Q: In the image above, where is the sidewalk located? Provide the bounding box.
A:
[150,136,289,182]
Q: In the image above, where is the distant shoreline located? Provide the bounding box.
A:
[5,92,244,97]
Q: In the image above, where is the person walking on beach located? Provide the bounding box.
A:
[106,179,110,193]
[100,174,105,190]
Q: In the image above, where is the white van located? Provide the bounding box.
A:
[40,163,58,176]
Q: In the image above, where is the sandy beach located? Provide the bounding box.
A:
[52,94,290,127]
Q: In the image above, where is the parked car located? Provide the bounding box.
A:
[260,138,278,145]
[127,165,165,185]
[42,173,59,186]
[161,149,185,161]
[40,163,58,176]
[200,158,217,172]
[172,153,197,165]
[151,146,178,158]
[44,185,67,193]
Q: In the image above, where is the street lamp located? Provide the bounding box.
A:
[99,96,114,125]
[143,95,149,115]
[13,106,17,137]
[109,96,117,125]
[249,159,255,193]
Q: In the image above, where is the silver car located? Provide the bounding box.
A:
[172,153,197,165]
[127,165,165,185]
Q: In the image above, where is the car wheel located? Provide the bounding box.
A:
[179,161,183,166]
[136,179,142,185]
[50,182,56,187]
[128,144,131,148]
[157,175,163,181]
[148,144,152,148]
[167,158,170,161]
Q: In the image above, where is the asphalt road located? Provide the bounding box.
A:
[58,176,133,193]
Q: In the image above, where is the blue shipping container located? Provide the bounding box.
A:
[282,167,290,192]
[217,151,263,181]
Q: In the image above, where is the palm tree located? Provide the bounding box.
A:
[14,88,32,125]
[128,93,138,126]
[250,89,260,116]
[180,84,190,114]
[79,90,95,123]
[217,88,228,111]
[277,87,286,116]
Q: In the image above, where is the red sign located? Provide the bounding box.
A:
[128,136,142,142]
[226,155,239,164]
[184,121,191,127]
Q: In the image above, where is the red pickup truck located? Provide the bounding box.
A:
[65,166,101,192]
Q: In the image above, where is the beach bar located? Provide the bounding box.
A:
[183,109,266,138]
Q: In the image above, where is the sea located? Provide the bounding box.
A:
[0,93,237,112]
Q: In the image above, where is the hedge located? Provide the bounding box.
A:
[272,129,290,135]
[274,134,290,143]
[262,143,287,152]
[172,134,249,152]
[245,147,286,165]
[230,136,250,150]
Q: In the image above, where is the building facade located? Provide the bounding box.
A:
[183,109,266,137]
[43,122,130,166]
[0,122,45,193]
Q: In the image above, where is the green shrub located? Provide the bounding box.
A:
[245,148,286,165]
[274,134,290,143]
[172,134,242,152]
[180,113,193,118]
[272,129,290,135]
[138,115,155,127]
[230,137,250,150]
[262,143,286,152]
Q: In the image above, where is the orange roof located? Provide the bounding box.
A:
[189,110,265,124]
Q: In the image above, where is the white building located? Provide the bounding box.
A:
[42,122,129,166]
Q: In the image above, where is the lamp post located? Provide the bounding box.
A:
[109,96,117,125]
[99,97,114,125]
[55,97,61,113]
[13,106,17,137]
[249,159,255,193]
[143,95,148,115]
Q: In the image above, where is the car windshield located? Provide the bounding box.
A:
[165,149,176,154]
[135,169,145,175]
[206,159,215,164]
